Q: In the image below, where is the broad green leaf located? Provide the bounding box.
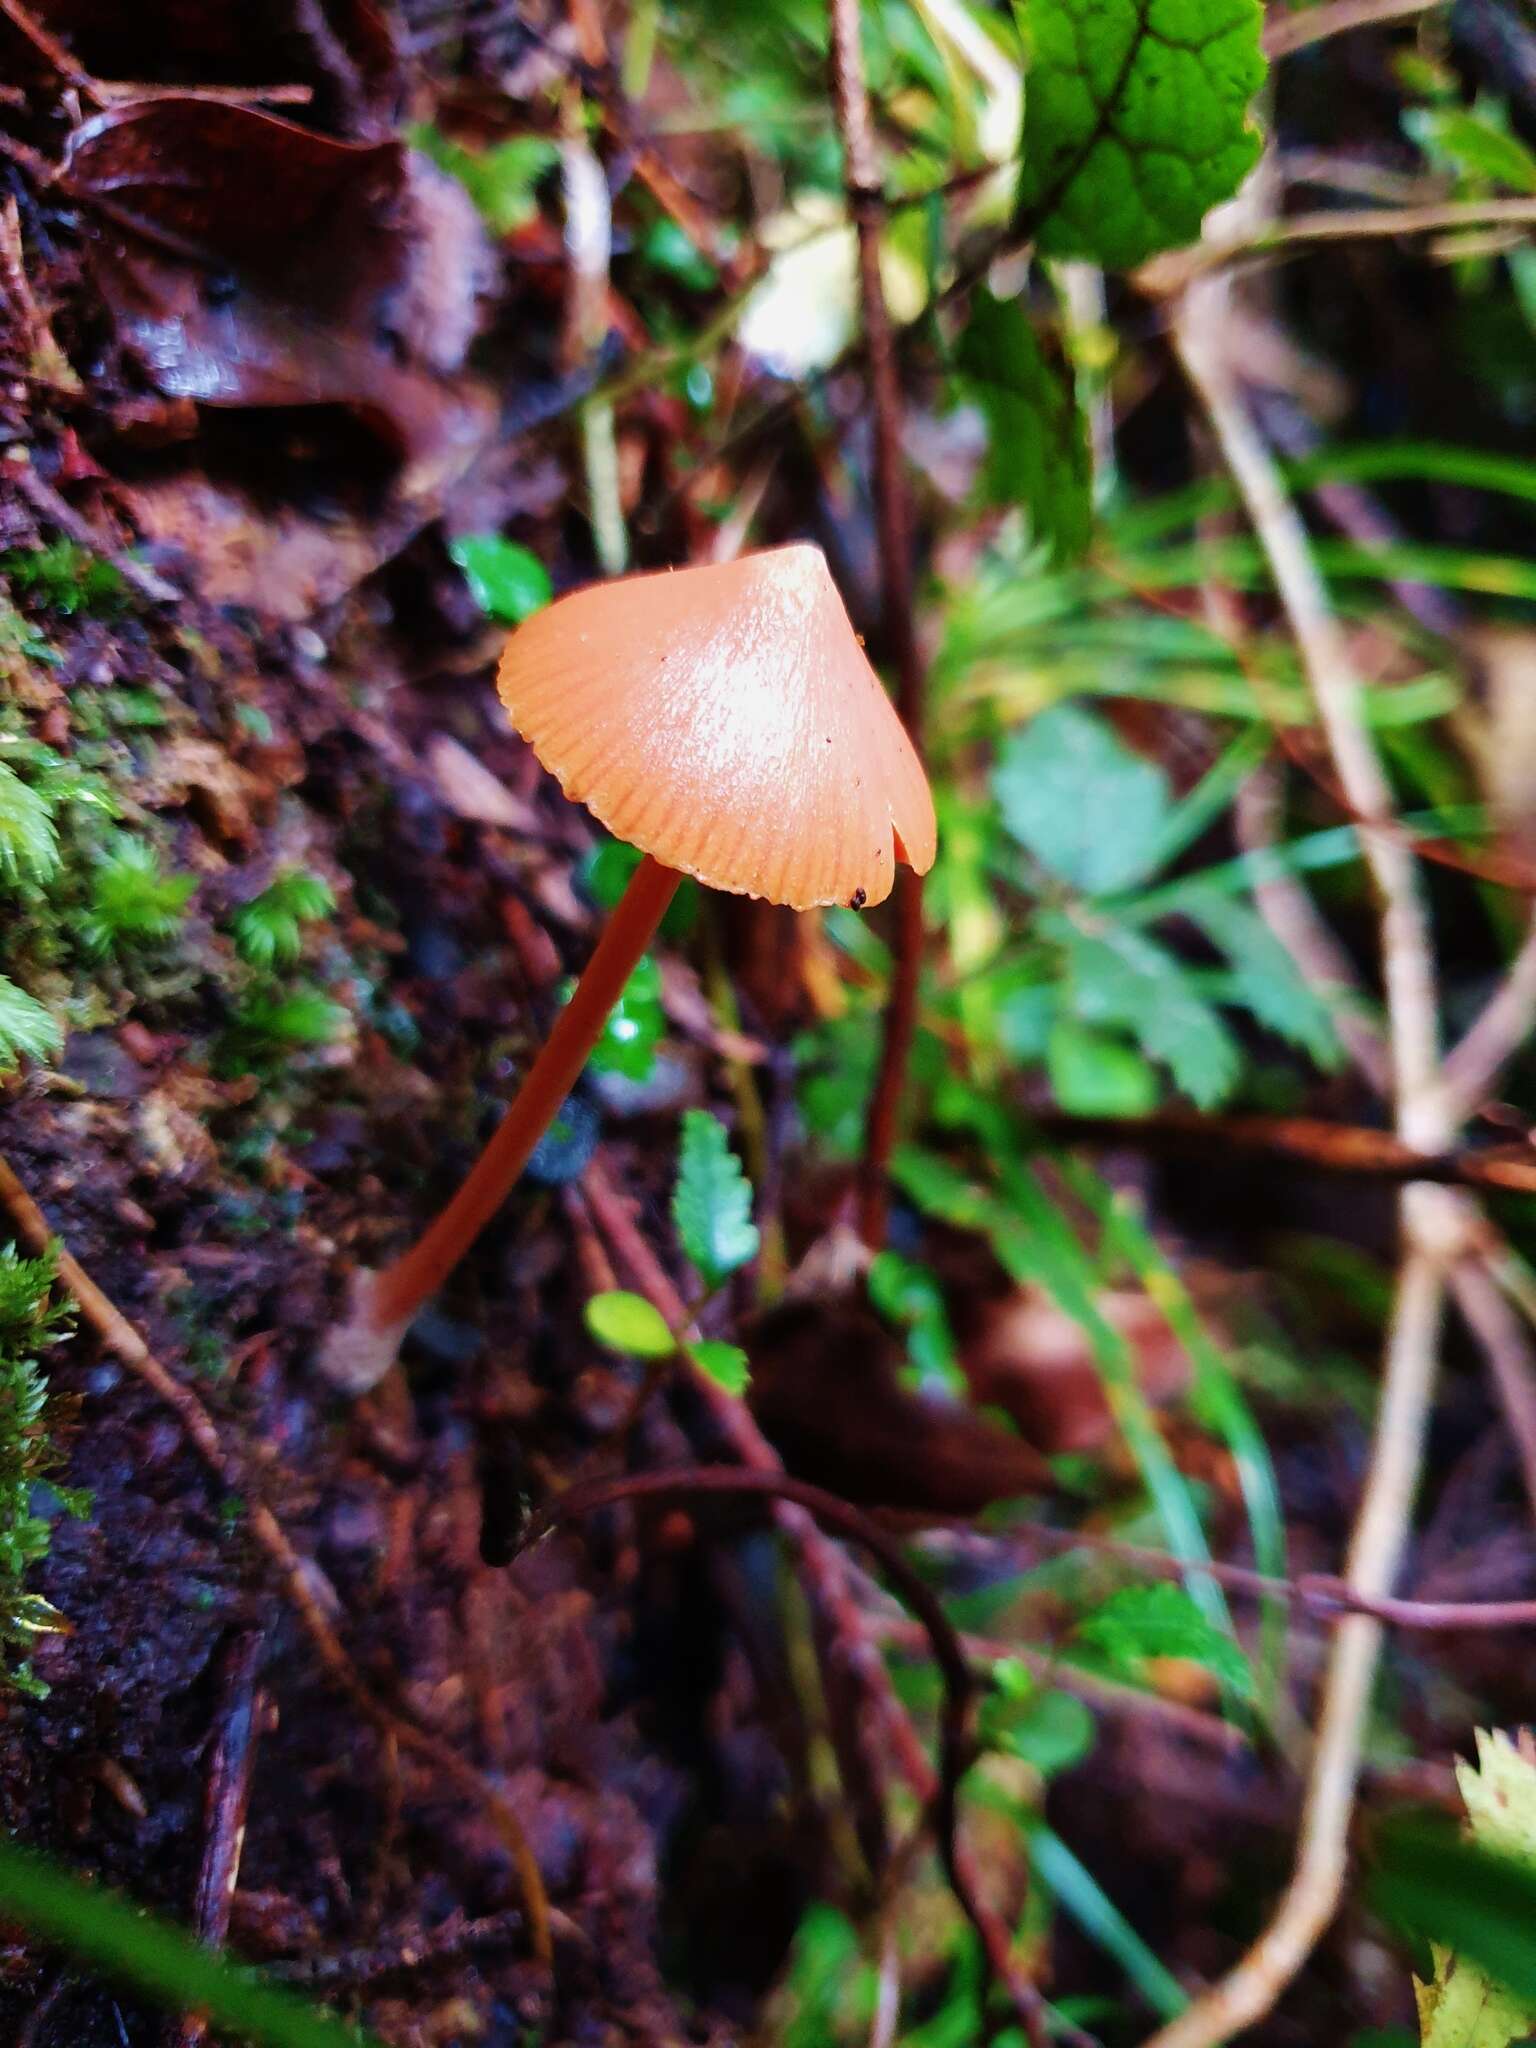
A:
[0,1834,377,2048]
[1046,1017,1159,1116]
[672,1110,760,1286]
[995,702,1171,894]
[0,976,61,1070]
[1409,1731,1536,2048]
[448,535,552,624]
[585,1290,676,1360]
[1076,1582,1253,1698]
[955,290,1091,563]
[1060,922,1240,1107]
[689,1339,751,1395]
[1013,0,1266,268]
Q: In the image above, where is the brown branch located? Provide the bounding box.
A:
[0,1152,553,1969]
[826,0,930,1252]
[1024,1106,1536,1194]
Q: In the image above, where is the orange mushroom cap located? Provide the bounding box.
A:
[496,544,936,910]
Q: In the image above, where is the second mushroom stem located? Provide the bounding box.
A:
[364,854,682,1336]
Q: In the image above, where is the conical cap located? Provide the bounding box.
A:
[496,544,936,909]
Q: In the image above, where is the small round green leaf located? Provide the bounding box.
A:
[448,535,552,624]
[584,1290,676,1360]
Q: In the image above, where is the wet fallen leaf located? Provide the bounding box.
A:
[61,99,494,481]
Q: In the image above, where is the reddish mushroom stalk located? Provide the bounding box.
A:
[322,853,680,1388]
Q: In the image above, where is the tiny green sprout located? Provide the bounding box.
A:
[81,835,196,956]
[230,870,336,969]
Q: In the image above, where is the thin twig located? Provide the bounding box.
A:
[10,457,180,606]
[0,1152,553,1969]
[1240,768,1391,1088]
[167,1631,266,2048]
[1436,911,1536,1128]
[1153,212,1454,2046]
[1447,1258,1536,1525]
[826,0,930,1253]
[1162,197,1536,285]
[1263,0,1443,60]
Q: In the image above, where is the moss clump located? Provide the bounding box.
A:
[0,1244,80,1697]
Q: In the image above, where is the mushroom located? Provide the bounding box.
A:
[320,543,936,1392]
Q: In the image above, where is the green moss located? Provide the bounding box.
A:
[0,1244,81,1697]
[1,540,127,617]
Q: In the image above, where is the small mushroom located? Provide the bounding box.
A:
[320,543,935,1392]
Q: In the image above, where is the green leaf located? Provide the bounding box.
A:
[411,126,558,234]
[955,290,1091,563]
[1184,892,1339,1065]
[689,1339,751,1395]
[0,975,61,1070]
[868,1251,966,1396]
[673,1110,760,1286]
[1406,1731,1536,2048]
[1013,0,1266,268]
[1406,105,1536,196]
[1046,1017,1160,1116]
[1076,1582,1253,1698]
[448,535,553,624]
[995,703,1172,894]
[582,838,698,938]
[1373,1819,1536,2017]
[585,953,665,1080]
[0,1834,377,2048]
[1027,1820,1190,2019]
[1061,922,1241,1107]
[983,1671,1097,1775]
[585,1290,677,1360]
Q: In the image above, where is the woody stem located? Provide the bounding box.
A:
[365,854,682,1335]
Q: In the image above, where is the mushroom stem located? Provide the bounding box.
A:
[321,855,681,1389]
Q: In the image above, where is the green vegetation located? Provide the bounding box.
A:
[0,1245,78,1697]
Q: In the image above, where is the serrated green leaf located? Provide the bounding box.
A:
[1076,1582,1252,1697]
[673,1110,759,1287]
[995,703,1172,894]
[955,290,1092,563]
[0,975,61,1070]
[1013,0,1267,268]
[688,1339,751,1395]
[1061,922,1240,1106]
[585,1290,677,1360]
[1184,892,1340,1065]
[448,535,552,624]
[1408,1731,1536,2048]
